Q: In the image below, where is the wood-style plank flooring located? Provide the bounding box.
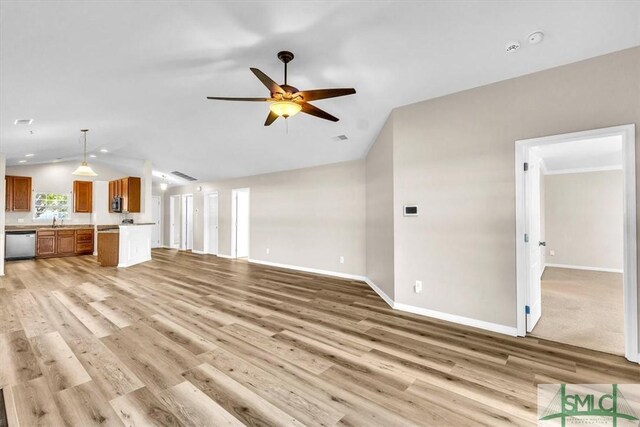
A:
[1,249,638,426]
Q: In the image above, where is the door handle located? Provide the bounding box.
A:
[539,241,546,247]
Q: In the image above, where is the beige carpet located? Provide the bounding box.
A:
[531,267,624,355]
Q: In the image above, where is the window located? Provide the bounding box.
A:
[34,192,71,219]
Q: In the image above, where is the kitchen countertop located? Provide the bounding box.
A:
[5,224,95,232]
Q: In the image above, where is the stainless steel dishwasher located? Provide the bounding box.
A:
[5,230,36,260]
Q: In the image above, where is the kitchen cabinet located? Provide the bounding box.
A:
[75,229,94,255]
[5,176,32,212]
[97,231,119,267]
[36,228,94,258]
[73,181,93,213]
[108,176,141,213]
[36,230,56,257]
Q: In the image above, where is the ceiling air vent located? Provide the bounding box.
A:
[14,119,34,125]
[333,134,348,141]
[170,171,197,181]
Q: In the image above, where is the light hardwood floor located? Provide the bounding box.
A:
[0,249,638,426]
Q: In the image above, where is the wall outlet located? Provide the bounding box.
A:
[550,249,555,256]
[414,280,422,293]
[17,218,24,223]
[339,256,344,264]
[266,248,270,254]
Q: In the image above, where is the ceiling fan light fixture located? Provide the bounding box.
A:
[269,100,301,118]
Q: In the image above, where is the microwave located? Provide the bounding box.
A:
[111,197,123,212]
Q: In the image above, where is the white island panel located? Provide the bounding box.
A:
[118,224,153,267]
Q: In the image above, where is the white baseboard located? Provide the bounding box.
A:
[364,278,394,308]
[248,258,366,281]
[545,263,623,273]
[192,250,206,255]
[393,302,519,336]
[216,253,234,259]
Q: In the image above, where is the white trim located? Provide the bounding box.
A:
[393,302,519,336]
[545,263,623,274]
[515,124,638,363]
[203,191,219,256]
[364,278,394,308]
[216,253,234,259]
[248,258,366,281]
[192,249,206,255]
[544,165,622,175]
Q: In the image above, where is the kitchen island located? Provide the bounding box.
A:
[97,223,154,268]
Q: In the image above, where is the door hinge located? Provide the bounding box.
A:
[524,233,529,243]
[524,162,529,171]
[525,305,530,314]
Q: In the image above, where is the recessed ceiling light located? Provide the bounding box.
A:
[18,160,27,163]
[14,119,33,125]
[89,154,97,158]
[100,148,108,153]
[25,153,34,157]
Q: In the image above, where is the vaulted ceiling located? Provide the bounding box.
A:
[1,1,639,182]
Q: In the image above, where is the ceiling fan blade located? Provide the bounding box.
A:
[300,103,339,122]
[207,96,271,102]
[264,111,279,126]
[250,68,285,95]
[298,88,356,102]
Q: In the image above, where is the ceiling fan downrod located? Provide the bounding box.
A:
[277,51,294,86]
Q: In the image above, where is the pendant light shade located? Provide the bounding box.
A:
[72,129,98,177]
[160,175,168,191]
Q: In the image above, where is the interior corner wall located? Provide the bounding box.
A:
[365,115,396,299]
[389,46,639,329]
[0,152,6,276]
[163,160,366,276]
[545,170,623,271]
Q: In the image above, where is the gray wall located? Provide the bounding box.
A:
[365,116,395,298]
[164,160,366,276]
[376,46,639,328]
[545,170,623,271]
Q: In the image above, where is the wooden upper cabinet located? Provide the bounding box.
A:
[5,176,32,212]
[73,181,93,213]
[107,176,141,213]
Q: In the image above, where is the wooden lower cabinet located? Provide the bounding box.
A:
[36,231,56,257]
[97,232,119,267]
[36,228,94,258]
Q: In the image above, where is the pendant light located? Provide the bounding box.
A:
[160,175,168,191]
[72,129,98,177]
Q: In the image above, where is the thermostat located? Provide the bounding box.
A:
[404,205,418,216]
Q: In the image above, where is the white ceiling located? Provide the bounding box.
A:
[1,1,639,182]
[534,136,622,173]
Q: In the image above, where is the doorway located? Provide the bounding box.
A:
[151,195,162,248]
[204,192,219,255]
[169,195,181,249]
[181,194,194,251]
[516,125,637,362]
[231,188,250,259]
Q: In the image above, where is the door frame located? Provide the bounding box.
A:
[151,195,162,248]
[515,124,637,363]
[203,191,219,255]
[169,195,181,249]
[181,194,193,251]
[231,188,250,259]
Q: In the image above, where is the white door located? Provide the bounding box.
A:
[151,196,161,248]
[170,195,181,248]
[181,195,194,251]
[527,150,543,332]
[206,193,218,255]
[232,188,250,258]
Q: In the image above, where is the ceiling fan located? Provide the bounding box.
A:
[206,51,356,126]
